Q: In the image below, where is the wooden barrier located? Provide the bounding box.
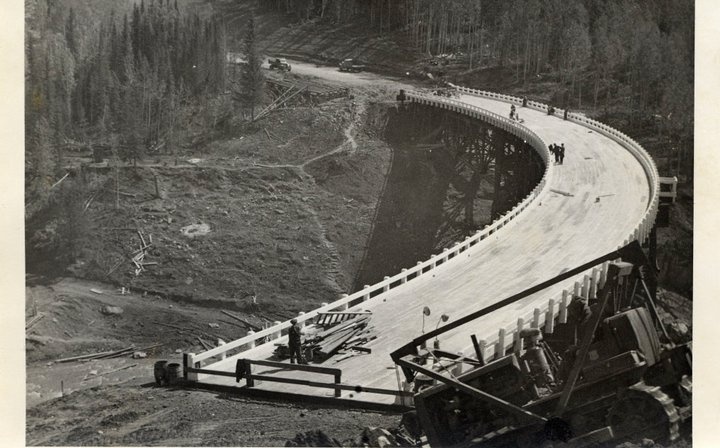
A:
[242,359,343,397]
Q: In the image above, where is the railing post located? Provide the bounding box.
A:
[589,270,598,299]
[400,270,408,284]
[184,353,197,381]
[383,276,391,292]
[338,294,349,311]
[545,299,555,334]
[217,339,226,360]
[514,318,525,354]
[297,311,305,328]
[363,285,371,300]
[478,339,487,364]
[273,321,282,340]
[496,328,507,357]
[532,308,541,328]
[559,290,569,324]
[600,262,609,289]
[245,330,256,349]
[582,275,590,299]
[334,372,342,398]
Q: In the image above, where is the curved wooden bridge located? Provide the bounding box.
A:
[182,85,660,407]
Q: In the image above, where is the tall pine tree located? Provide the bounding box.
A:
[238,14,264,121]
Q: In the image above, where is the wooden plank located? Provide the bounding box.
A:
[246,375,410,397]
[318,327,364,357]
[185,367,237,378]
[315,315,370,340]
[247,359,341,376]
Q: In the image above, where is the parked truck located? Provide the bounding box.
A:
[268,57,291,72]
[338,58,365,72]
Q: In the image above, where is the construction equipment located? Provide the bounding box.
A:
[338,58,365,72]
[391,242,691,447]
[268,57,292,72]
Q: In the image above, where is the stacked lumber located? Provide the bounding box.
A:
[305,314,373,361]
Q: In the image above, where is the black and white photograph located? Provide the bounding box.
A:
[8,0,712,446]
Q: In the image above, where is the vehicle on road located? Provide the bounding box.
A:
[339,58,365,72]
[268,58,291,72]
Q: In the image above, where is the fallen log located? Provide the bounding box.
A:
[49,173,70,190]
[92,347,136,360]
[197,337,212,350]
[25,313,45,330]
[97,363,138,376]
[152,321,193,333]
[136,343,164,352]
[221,310,261,332]
[55,346,132,363]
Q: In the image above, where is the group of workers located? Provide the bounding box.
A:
[550,143,566,164]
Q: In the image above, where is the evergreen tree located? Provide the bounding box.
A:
[238,14,264,120]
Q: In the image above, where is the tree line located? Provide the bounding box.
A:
[25,0,228,214]
[259,0,693,142]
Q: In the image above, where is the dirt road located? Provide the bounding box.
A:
[265,57,415,91]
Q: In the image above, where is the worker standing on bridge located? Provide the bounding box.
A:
[550,144,559,164]
[559,143,566,165]
[288,318,305,364]
[510,104,516,120]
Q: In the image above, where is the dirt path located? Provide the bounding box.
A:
[251,95,367,172]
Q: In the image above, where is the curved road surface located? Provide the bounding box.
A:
[195,62,651,405]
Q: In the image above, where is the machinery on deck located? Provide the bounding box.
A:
[391,242,691,447]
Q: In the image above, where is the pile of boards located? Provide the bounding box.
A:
[305,313,373,361]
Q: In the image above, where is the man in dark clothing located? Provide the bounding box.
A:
[288,318,305,364]
[550,144,558,164]
[559,143,565,164]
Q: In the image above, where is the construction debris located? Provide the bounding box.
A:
[274,313,373,362]
[132,230,155,276]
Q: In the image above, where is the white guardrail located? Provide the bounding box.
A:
[185,86,660,376]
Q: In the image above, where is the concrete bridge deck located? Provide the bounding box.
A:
[185,89,654,406]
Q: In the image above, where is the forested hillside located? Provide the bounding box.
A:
[25,0,226,217]
[259,0,693,146]
[24,0,694,295]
